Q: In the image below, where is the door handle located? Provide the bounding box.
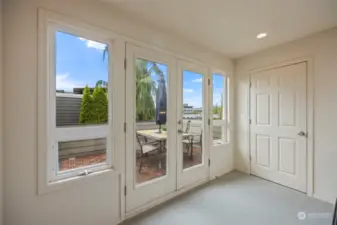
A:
[298,131,307,137]
[178,129,183,134]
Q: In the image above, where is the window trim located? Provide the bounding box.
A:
[211,72,229,145]
[38,9,124,194]
[47,26,113,182]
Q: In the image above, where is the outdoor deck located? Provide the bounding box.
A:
[58,121,217,184]
[59,145,202,183]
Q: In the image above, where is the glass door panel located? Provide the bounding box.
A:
[135,58,168,185]
[177,60,210,189]
[125,44,177,212]
[182,70,204,169]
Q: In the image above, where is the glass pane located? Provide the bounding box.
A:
[212,74,227,144]
[213,125,225,144]
[135,58,168,184]
[55,31,109,127]
[182,70,203,169]
[58,138,107,172]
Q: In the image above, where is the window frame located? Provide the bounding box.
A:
[48,25,113,182]
[37,11,122,189]
[211,72,229,145]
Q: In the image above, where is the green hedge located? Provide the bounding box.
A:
[79,85,108,124]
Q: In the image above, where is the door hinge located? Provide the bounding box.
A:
[124,122,127,133]
[249,81,252,88]
[208,79,211,85]
[208,118,211,126]
[124,58,127,70]
[208,159,211,167]
[249,119,252,124]
[249,155,252,162]
[124,185,127,196]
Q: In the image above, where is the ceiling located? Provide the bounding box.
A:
[102,0,337,58]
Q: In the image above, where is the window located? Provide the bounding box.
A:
[212,73,228,145]
[48,30,112,182]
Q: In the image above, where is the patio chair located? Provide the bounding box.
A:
[189,129,203,158]
[182,120,192,154]
[136,133,160,173]
[185,120,191,133]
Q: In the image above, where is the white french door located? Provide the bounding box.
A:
[125,44,211,212]
[177,60,210,189]
[125,43,177,212]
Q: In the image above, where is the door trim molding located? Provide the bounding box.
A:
[247,56,314,197]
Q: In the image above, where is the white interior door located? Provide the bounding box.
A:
[125,44,177,212]
[177,60,210,189]
[250,62,307,192]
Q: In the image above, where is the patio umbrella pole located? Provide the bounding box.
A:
[155,73,167,134]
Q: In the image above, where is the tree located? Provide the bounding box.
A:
[79,85,108,124]
[95,80,108,88]
[79,86,93,124]
[213,104,219,115]
[213,94,224,120]
[91,84,108,123]
[219,94,224,120]
[100,47,161,121]
[135,59,156,121]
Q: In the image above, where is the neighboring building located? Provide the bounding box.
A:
[56,93,83,126]
[183,103,203,119]
[193,107,202,112]
[183,103,193,113]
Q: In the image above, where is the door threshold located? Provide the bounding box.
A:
[124,177,209,220]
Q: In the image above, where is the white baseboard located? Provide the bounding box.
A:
[210,168,234,180]
[313,193,336,205]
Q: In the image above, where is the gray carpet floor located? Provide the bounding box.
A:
[122,171,334,225]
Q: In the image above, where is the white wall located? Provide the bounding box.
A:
[3,0,233,225]
[235,27,337,203]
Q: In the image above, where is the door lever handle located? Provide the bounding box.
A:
[298,131,307,137]
[177,129,183,134]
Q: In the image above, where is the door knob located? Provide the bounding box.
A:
[298,131,307,137]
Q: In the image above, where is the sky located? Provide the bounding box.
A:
[56,31,108,91]
[55,31,225,108]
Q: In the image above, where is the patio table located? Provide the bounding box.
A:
[136,130,195,157]
[136,129,192,140]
